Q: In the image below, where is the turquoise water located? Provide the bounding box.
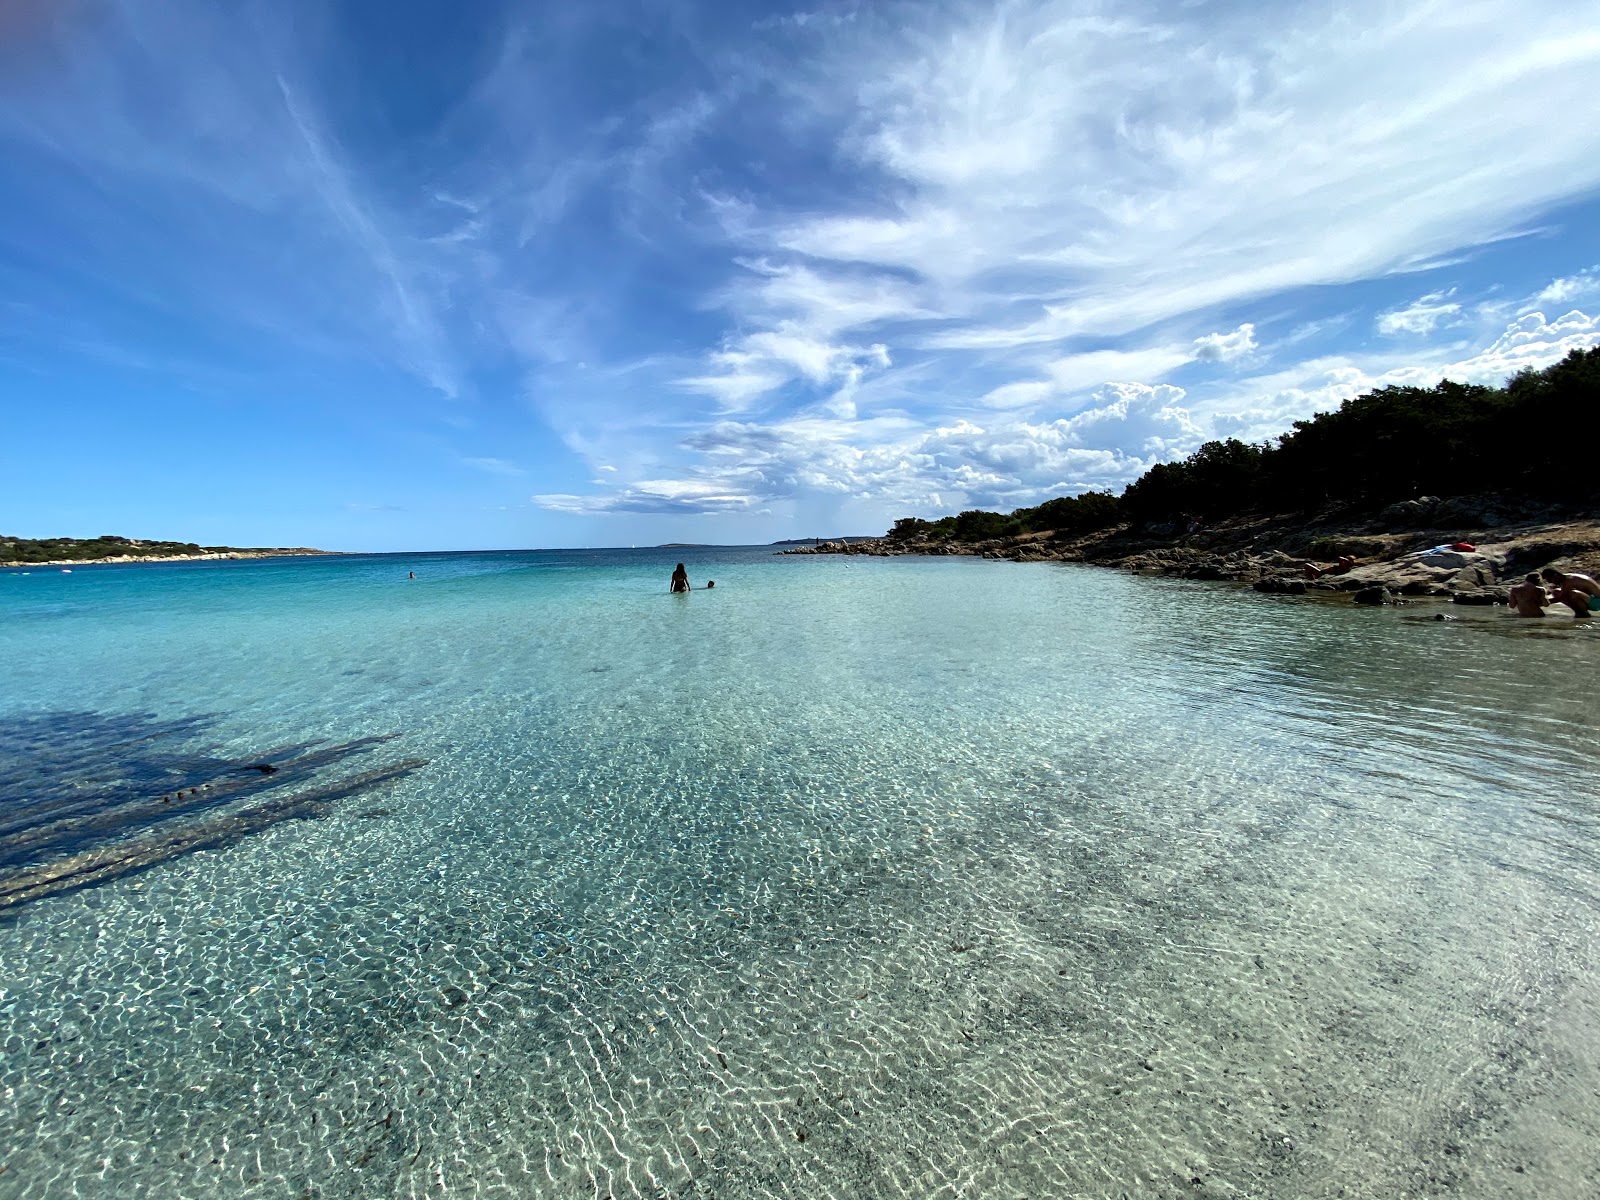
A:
[2,548,1599,1199]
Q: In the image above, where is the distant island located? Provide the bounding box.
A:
[2,534,330,567]
[786,348,1600,605]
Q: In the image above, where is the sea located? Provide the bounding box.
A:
[2,546,1598,1199]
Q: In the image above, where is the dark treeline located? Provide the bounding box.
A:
[886,347,1598,544]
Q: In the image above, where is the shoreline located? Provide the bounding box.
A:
[5,548,333,569]
[785,500,1600,609]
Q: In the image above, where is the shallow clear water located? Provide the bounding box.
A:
[2,548,1599,1199]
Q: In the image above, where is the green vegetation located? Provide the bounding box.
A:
[1,535,288,565]
[886,490,1121,545]
[885,347,1599,541]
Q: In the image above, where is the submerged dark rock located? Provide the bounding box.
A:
[0,713,425,914]
[1253,577,1307,595]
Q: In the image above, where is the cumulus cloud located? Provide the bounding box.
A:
[557,308,1599,520]
[1414,308,1600,383]
[538,382,1204,517]
[1377,291,1463,336]
[1208,309,1600,443]
[1191,323,1258,363]
[1059,383,1201,456]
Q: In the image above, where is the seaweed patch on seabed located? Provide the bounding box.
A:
[0,711,426,914]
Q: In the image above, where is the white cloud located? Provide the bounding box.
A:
[642,0,1600,513]
[538,382,1203,517]
[1061,383,1200,456]
[534,479,760,516]
[1424,308,1600,383]
[1377,291,1463,336]
[1533,267,1600,308]
[976,343,1194,410]
[978,379,1058,411]
[1046,346,1197,392]
[1208,309,1600,442]
[1192,323,1258,363]
[678,333,891,410]
[549,308,1599,520]
[675,257,908,410]
[752,0,1600,353]
[10,0,1598,538]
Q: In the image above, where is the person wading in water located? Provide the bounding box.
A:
[670,563,691,593]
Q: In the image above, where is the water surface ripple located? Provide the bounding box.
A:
[2,549,1598,1199]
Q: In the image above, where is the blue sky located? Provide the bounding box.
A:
[2,0,1598,551]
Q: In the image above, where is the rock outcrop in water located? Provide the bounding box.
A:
[782,500,1600,610]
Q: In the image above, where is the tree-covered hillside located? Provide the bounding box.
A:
[885,347,1599,544]
[1,535,314,565]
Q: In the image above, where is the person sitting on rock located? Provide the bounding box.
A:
[1540,568,1600,617]
[1508,574,1550,618]
[1302,555,1357,580]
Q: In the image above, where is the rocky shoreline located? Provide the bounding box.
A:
[783,495,1600,611]
[7,548,331,569]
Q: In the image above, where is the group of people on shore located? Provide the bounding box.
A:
[1300,549,1598,619]
[1509,568,1600,618]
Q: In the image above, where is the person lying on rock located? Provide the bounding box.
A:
[1302,555,1358,580]
[1540,568,1600,617]
[1508,574,1550,618]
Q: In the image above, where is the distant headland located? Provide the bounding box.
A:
[2,534,331,568]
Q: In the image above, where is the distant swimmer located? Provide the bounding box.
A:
[1508,574,1549,618]
[1540,568,1600,617]
[408,570,415,579]
[706,580,715,589]
[670,563,691,593]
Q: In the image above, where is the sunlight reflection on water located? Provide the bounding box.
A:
[2,549,1599,1198]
